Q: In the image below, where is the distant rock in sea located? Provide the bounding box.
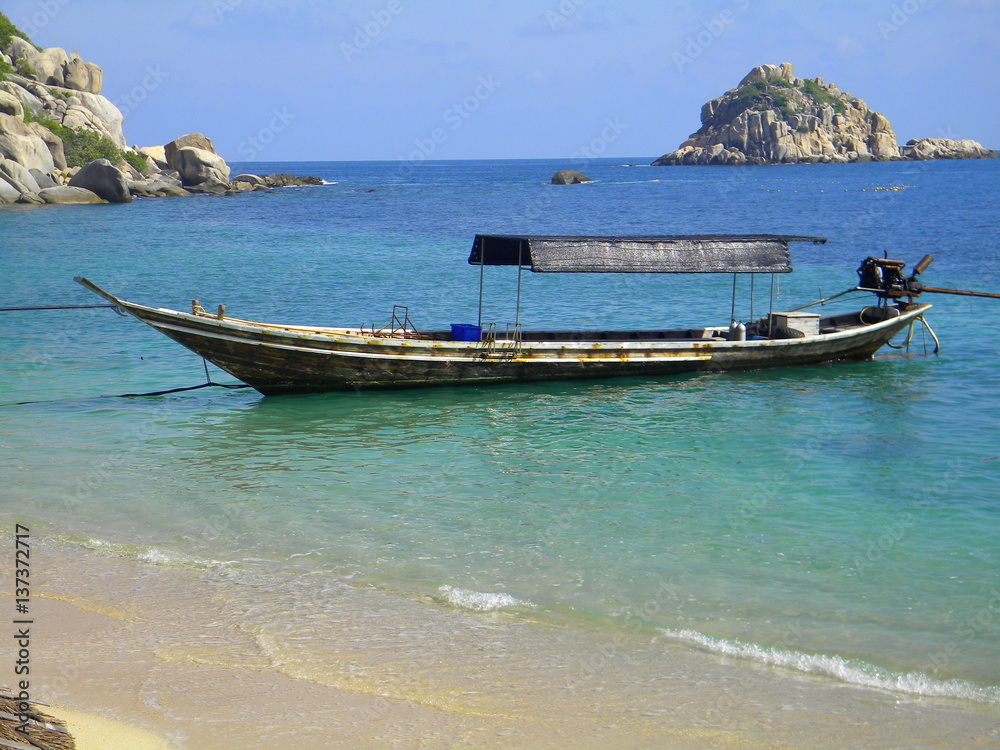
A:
[652,63,997,166]
[552,170,591,184]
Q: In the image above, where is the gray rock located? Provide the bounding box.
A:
[136,145,168,170]
[184,175,229,194]
[173,146,230,187]
[38,185,105,204]
[164,133,217,169]
[233,173,266,186]
[32,48,70,87]
[0,90,23,118]
[85,63,103,95]
[552,170,591,184]
[16,192,44,204]
[0,113,55,172]
[29,169,58,189]
[62,55,93,93]
[25,122,67,170]
[69,158,132,203]
[155,184,191,197]
[0,176,20,203]
[0,158,41,193]
[902,137,998,160]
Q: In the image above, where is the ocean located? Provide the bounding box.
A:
[2,157,999,746]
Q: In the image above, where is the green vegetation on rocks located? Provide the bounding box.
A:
[24,109,143,171]
[0,12,36,49]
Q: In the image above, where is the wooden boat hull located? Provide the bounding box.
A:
[76,280,931,395]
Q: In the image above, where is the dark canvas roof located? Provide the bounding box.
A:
[468,234,826,273]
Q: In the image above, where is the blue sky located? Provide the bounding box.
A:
[4,0,998,161]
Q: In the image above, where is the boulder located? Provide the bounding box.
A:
[184,175,229,194]
[62,55,93,93]
[233,173,266,186]
[0,158,41,193]
[38,185,105,204]
[173,146,230,186]
[0,90,22,119]
[69,158,132,203]
[84,63,103,95]
[16,192,44,204]
[0,112,56,172]
[29,168,58,189]
[32,48,70,88]
[136,145,168,170]
[25,122,67,170]
[164,133,217,168]
[0,175,19,203]
[5,37,36,65]
[552,170,591,184]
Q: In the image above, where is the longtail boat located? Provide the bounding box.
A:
[76,233,978,396]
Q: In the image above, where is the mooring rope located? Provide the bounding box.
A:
[0,304,117,312]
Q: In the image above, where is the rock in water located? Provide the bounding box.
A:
[38,185,104,204]
[69,158,132,203]
[173,146,230,187]
[552,170,592,184]
[653,63,903,165]
[902,138,997,160]
[164,133,218,169]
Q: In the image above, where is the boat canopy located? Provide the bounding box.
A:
[468,234,826,274]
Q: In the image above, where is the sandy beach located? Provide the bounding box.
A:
[20,537,998,750]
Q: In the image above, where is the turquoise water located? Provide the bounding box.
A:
[2,158,999,704]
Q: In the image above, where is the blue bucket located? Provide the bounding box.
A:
[451,323,482,342]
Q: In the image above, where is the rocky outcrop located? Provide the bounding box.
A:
[653,63,901,165]
[0,112,55,172]
[902,138,997,160]
[1,18,321,206]
[68,157,131,203]
[653,63,997,166]
[552,170,591,184]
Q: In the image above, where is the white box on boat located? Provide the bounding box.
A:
[772,311,820,336]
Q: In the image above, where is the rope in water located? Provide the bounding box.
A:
[0,304,117,311]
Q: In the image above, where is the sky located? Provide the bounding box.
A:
[3,0,998,162]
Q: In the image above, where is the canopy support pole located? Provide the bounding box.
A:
[515,240,524,337]
[730,273,737,323]
[768,273,776,336]
[477,239,486,330]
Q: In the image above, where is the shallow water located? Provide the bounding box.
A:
[2,158,999,713]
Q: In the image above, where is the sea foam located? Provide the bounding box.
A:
[660,627,1000,704]
[438,585,535,612]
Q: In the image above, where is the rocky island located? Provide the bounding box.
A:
[0,13,319,205]
[653,63,996,166]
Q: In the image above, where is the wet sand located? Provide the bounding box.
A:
[26,538,1000,749]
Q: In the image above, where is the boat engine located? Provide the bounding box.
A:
[856,255,932,300]
[857,254,1000,301]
